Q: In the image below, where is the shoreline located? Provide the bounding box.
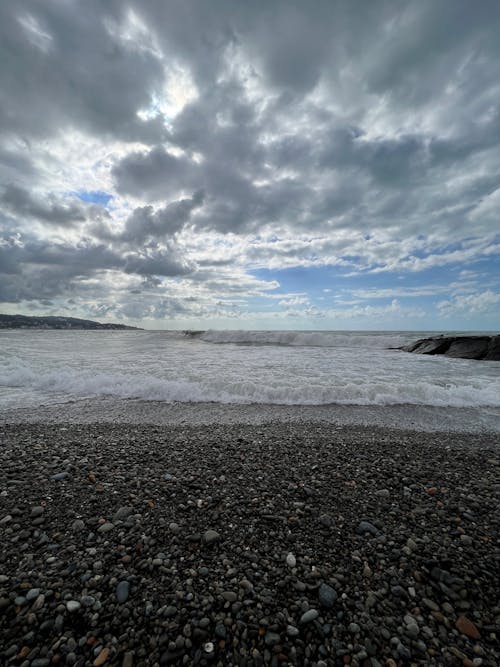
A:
[1,422,499,666]
[1,398,500,434]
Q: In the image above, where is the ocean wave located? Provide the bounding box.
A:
[197,329,409,348]
[1,363,499,408]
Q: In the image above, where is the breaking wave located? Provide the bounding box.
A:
[1,361,499,408]
[195,329,410,348]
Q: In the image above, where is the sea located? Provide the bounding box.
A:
[0,330,499,423]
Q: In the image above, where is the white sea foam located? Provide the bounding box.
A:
[0,329,498,410]
[198,329,408,348]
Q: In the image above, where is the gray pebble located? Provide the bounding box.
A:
[116,581,130,603]
[300,609,319,624]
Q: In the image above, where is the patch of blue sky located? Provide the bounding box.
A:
[251,265,342,297]
[71,190,113,207]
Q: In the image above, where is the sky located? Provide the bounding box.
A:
[0,0,499,331]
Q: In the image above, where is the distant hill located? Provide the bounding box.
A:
[0,313,141,330]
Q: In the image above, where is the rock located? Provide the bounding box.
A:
[318,583,337,609]
[93,647,110,666]
[30,506,44,517]
[356,521,380,536]
[202,529,220,545]
[485,335,500,360]
[66,600,81,613]
[447,337,489,359]
[31,594,45,611]
[286,553,296,567]
[0,515,12,525]
[221,591,237,602]
[300,609,319,624]
[26,588,40,601]
[287,625,299,637]
[169,522,180,534]
[375,489,390,498]
[72,519,85,531]
[422,598,440,611]
[97,522,114,533]
[319,513,335,527]
[404,337,453,355]
[51,472,70,481]
[455,616,481,639]
[116,581,130,603]
[122,653,133,667]
[264,632,281,646]
[402,335,500,361]
[113,506,134,522]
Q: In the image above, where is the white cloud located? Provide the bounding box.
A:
[438,290,500,318]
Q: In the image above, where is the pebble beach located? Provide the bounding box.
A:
[1,417,499,667]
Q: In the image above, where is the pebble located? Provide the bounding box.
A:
[0,422,498,667]
[122,653,134,667]
[116,581,130,603]
[456,615,481,639]
[26,588,40,601]
[93,647,110,665]
[221,591,237,602]
[318,583,337,608]
[30,506,44,517]
[202,529,220,545]
[113,506,134,522]
[51,472,70,481]
[356,520,380,536]
[300,609,319,624]
[97,522,114,533]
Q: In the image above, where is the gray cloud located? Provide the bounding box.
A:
[1,184,88,226]
[112,147,200,200]
[0,0,167,143]
[0,0,499,320]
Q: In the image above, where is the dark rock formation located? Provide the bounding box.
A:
[401,335,500,361]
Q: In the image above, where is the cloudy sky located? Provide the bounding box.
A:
[0,0,499,330]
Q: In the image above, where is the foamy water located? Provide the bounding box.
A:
[0,329,499,411]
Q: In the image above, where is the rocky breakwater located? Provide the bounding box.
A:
[401,335,500,360]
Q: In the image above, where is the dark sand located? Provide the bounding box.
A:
[0,417,499,666]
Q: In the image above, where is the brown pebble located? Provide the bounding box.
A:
[431,610,446,624]
[17,646,31,659]
[426,487,437,496]
[93,647,110,666]
[122,653,133,667]
[456,616,481,639]
[463,658,475,667]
